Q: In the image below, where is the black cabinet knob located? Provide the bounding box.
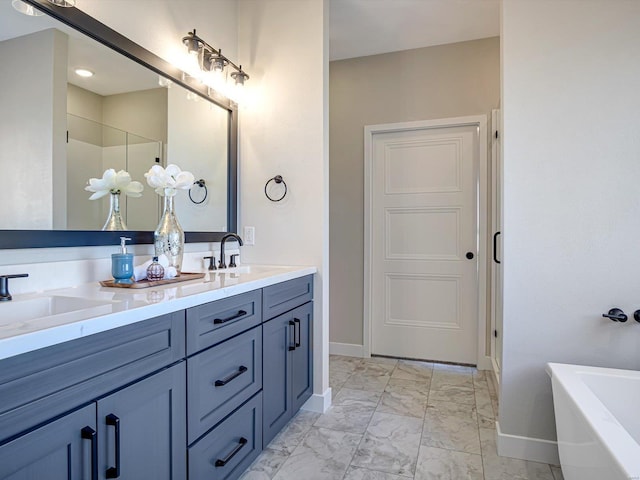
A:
[466,252,474,260]
[602,308,628,322]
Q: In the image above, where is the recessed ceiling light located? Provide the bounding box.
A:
[75,68,94,78]
[11,0,44,16]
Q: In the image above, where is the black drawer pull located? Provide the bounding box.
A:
[215,366,248,386]
[288,320,296,351]
[215,437,248,467]
[214,310,247,324]
[294,318,301,347]
[105,414,121,478]
[81,426,98,480]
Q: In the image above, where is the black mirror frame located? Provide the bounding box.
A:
[0,0,238,249]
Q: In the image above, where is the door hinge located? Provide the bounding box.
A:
[493,329,498,338]
[494,130,499,139]
[66,130,69,143]
[155,157,160,163]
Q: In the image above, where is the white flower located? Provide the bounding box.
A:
[144,164,195,196]
[85,169,144,200]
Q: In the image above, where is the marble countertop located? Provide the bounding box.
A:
[0,265,316,361]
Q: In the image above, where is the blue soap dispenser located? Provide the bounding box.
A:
[112,236,134,284]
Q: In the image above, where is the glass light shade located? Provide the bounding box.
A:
[47,0,76,6]
[11,0,44,16]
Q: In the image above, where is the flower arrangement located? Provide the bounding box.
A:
[144,164,195,196]
[85,169,144,199]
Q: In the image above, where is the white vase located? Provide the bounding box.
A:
[102,192,128,231]
[154,189,184,273]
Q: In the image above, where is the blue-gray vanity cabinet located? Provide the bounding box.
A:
[188,392,262,480]
[186,290,262,355]
[0,311,185,443]
[187,325,262,444]
[97,362,186,480]
[262,301,313,447]
[0,311,186,480]
[0,403,96,480]
[262,275,313,321]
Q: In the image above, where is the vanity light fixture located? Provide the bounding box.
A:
[182,29,249,92]
[74,68,94,78]
[11,0,44,16]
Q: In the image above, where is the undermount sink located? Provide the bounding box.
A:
[0,295,115,325]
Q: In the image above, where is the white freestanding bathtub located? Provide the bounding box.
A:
[547,363,640,480]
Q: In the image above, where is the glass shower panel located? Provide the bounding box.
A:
[124,132,161,231]
[66,114,161,230]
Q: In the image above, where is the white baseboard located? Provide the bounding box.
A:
[301,388,332,414]
[476,355,493,371]
[329,342,364,357]
[496,421,560,465]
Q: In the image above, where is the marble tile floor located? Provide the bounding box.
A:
[240,355,564,480]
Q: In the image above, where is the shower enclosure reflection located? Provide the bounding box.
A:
[66,114,162,231]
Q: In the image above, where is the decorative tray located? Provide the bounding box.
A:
[99,272,205,289]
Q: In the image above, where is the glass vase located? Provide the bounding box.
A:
[154,189,184,273]
[102,192,128,231]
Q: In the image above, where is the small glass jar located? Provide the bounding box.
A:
[146,256,165,281]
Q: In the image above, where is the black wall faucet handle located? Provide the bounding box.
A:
[602,308,628,322]
[633,310,640,323]
[203,256,216,271]
[0,273,29,302]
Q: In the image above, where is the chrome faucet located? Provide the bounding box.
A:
[218,233,243,269]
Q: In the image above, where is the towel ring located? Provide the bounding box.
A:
[189,179,208,204]
[264,175,287,202]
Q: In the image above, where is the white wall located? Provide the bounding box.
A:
[0,29,67,230]
[500,0,640,461]
[237,0,330,406]
[167,86,228,232]
[78,0,238,72]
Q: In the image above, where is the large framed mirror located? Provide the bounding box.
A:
[0,0,237,249]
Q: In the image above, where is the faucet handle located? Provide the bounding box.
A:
[203,256,216,271]
[0,273,29,302]
[229,254,239,268]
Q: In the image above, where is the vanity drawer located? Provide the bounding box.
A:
[0,311,185,443]
[186,290,262,355]
[263,275,313,321]
[188,392,262,480]
[187,325,262,444]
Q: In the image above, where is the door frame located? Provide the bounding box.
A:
[363,115,490,368]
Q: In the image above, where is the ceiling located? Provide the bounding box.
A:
[330,0,500,61]
[0,0,158,96]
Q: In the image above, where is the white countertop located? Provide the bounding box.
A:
[0,265,316,361]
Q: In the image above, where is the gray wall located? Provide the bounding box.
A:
[329,37,500,346]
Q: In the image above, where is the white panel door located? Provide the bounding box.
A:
[370,124,478,364]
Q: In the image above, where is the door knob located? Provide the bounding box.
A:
[466,252,474,260]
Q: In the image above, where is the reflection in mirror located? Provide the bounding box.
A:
[0,0,229,235]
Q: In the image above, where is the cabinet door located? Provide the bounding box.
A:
[291,302,313,413]
[0,403,96,480]
[97,363,186,480]
[262,314,293,447]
